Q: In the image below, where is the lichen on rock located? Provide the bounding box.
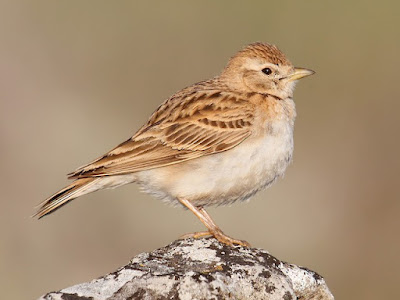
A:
[39,238,334,300]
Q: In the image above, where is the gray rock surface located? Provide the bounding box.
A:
[38,238,334,300]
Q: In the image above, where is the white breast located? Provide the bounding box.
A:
[136,119,294,207]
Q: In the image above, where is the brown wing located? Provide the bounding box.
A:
[68,89,254,178]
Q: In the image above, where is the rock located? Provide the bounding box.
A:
[38,238,334,300]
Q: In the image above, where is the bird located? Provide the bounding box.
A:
[35,42,314,247]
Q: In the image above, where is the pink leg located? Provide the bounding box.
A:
[178,198,250,247]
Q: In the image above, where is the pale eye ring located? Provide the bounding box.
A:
[262,68,272,75]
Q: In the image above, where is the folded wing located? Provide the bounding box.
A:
[69,90,254,178]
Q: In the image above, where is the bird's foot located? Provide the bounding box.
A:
[180,230,250,247]
[179,231,212,239]
[212,230,251,247]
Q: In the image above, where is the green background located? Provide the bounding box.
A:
[1,1,399,299]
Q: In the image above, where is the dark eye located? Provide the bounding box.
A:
[262,68,272,75]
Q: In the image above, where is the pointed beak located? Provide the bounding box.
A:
[287,67,315,82]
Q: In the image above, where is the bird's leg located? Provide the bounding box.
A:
[197,206,251,247]
[178,198,250,247]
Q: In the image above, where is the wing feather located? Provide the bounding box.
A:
[68,89,254,178]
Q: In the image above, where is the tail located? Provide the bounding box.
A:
[34,177,101,219]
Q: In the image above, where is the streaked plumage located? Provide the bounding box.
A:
[35,42,314,246]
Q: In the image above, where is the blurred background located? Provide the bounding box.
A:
[1,1,399,299]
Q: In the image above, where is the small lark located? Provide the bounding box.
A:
[35,42,314,247]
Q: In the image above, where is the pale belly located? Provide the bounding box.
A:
[135,120,294,207]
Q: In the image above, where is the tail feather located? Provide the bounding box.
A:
[34,178,99,219]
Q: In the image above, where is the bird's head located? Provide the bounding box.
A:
[221,42,314,99]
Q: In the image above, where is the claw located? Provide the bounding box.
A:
[180,230,251,247]
[212,230,251,247]
[179,231,212,240]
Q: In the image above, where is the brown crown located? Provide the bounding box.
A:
[232,42,291,66]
